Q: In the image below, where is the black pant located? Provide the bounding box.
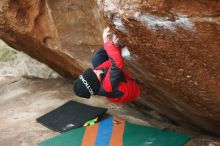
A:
[92,48,109,68]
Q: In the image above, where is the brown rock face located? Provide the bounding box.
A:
[0,0,104,78]
[0,0,220,136]
[100,0,220,135]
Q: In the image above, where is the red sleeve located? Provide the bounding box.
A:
[102,41,124,92]
[104,42,123,69]
[95,60,111,69]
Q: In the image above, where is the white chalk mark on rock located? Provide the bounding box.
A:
[104,1,118,12]
[122,47,131,57]
[113,17,129,33]
[134,12,195,31]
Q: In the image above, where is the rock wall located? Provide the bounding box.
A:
[0,0,104,78]
[99,0,220,135]
[0,0,220,136]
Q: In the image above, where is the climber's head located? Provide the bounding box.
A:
[73,68,101,98]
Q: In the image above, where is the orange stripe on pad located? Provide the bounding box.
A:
[184,140,196,146]
[109,117,125,146]
[81,123,99,146]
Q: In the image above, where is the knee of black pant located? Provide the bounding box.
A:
[92,48,109,68]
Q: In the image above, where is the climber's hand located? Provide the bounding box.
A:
[112,34,119,45]
[103,27,112,43]
[112,34,125,49]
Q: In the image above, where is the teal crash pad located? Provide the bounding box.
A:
[39,116,191,146]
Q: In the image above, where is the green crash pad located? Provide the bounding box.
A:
[39,116,192,146]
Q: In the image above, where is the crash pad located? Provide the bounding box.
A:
[39,116,192,146]
[37,101,107,132]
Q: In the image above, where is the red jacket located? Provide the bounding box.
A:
[96,41,140,103]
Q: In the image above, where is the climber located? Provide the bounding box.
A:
[73,27,140,103]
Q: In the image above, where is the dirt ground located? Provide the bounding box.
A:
[0,76,219,146]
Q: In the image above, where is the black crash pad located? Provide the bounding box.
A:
[37,101,107,132]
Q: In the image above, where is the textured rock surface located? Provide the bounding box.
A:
[99,0,220,135]
[0,0,220,136]
[0,0,104,78]
[0,40,59,78]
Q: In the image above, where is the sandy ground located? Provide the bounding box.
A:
[0,76,219,146]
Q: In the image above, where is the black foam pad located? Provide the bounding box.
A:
[37,101,107,133]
